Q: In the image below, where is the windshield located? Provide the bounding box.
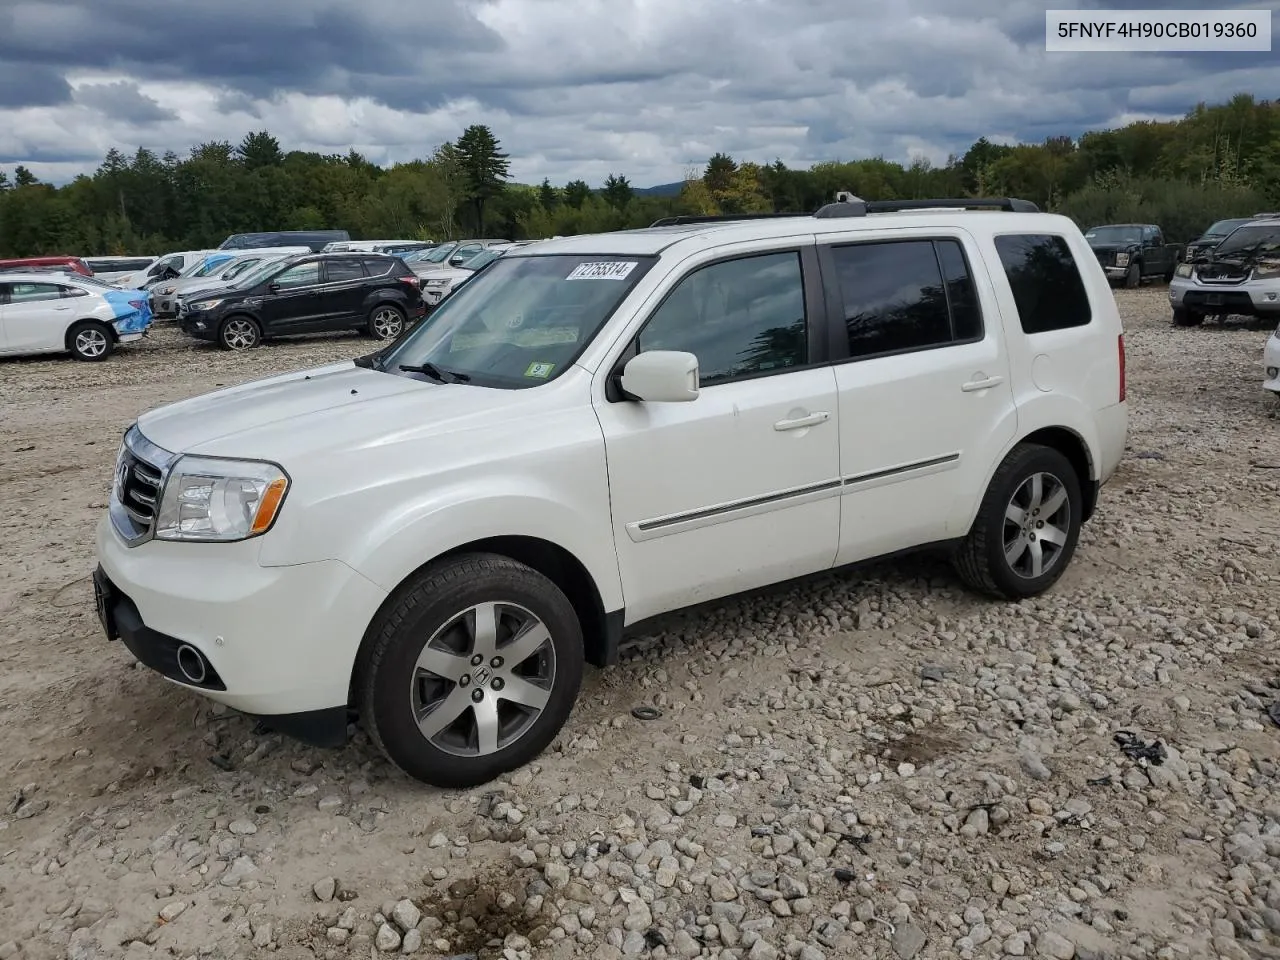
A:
[221,257,265,279]
[228,258,289,289]
[419,242,459,264]
[1213,224,1280,258]
[380,254,656,389]
[1204,218,1250,238]
[1084,226,1141,245]
[461,248,506,271]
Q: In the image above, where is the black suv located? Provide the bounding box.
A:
[177,253,425,350]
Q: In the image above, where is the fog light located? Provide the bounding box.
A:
[1268,367,1279,379]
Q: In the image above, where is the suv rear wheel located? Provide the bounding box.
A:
[953,443,1082,600]
[358,553,584,788]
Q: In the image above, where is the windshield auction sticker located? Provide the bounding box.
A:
[566,262,637,280]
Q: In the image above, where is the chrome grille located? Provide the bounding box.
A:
[109,425,178,546]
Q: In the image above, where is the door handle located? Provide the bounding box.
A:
[961,375,1003,392]
[774,411,830,431]
[53,305,70,311]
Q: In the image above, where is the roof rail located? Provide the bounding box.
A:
[649,213,805,227]
[814,196,1040,218]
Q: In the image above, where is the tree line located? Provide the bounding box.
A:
[0,93,1276,258]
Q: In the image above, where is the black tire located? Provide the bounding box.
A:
[67,321,114,361]
[218,315,261,351]
[1124,262,1141,288]
[1172,307,1204,327]
[367,303,405,341]
[953,443,1083,601]
[358,553,584,788]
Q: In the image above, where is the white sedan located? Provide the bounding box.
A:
[0,273,154,361]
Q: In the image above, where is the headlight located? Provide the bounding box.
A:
[194,299,223,310]
[424,279,447,287]
[1175,263,1192,278]
[159,285,175,295]
[1115,253,1130,266]
[1254,259,1280,280]
[155,456,289,542]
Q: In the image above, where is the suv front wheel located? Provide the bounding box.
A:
[953,443,1083,600]
[358,553,584,788]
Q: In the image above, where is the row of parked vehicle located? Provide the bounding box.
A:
[0,230,530,360]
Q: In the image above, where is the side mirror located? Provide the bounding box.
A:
[620,351,699,402]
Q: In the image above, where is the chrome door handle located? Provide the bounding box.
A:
[774,411,830,431]
[961,375,1003,392]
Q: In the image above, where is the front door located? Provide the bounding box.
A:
[259,260,323,333]
[817,232,1019,566]
[594,246,842,624]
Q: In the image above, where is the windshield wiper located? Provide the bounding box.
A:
[398,362,471,383]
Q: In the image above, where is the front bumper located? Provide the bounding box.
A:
[1264,333,1280,395]
[422,285,450,306]
[94,515,388,733]
[1103,265,1128,280]
[178,312,219,341]
[1169,277,1280,315]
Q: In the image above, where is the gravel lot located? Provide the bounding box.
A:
[1,290,1278,960]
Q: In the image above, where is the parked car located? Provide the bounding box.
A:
[410,240,511,278]
[1084,223,1183,287]
[321,240,435,255]
[0,272,152,361]
[118,250,219,291]
[94,195,1127,787]
[0,255,91,277]
[418,243,520,307]
[84,256,158,284]
[1169,216,1280,326]
[404,242,460,273]
[1264,323,1280,401]
[176,252,426,349]
[218,230,350,252]
[149,248,311,318]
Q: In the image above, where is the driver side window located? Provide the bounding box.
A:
[636,251,808,387]
[273,262,320,289]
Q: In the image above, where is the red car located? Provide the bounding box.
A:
[0,256,92,276]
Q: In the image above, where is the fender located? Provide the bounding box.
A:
[339,485,625,614]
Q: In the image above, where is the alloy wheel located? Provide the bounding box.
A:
[1002,471,1071,579]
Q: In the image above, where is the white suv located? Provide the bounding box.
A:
[1169,216,1280,326]
[93,197,1128,788]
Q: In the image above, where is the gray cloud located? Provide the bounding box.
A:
[74,81,176,124]
[0,0,1273,186]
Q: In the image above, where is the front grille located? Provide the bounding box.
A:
[1196,263,1249,284]
[109,425,177,545]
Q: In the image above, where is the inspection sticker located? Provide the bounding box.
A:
[524,361,555,378]
[566,261,637,280]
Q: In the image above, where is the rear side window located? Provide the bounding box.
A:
[326,258,366,282]
[363,258,393,276]
[8,282,63,303]
[829,238,984,360]
[993,234,1092,334]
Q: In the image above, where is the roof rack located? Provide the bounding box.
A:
[814,197,1040,218]
[648,213,805,226]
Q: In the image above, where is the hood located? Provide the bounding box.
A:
[423,267,469,284]
[1086,241,1138,253]
[174,276,234,296]
[135,361,532,463]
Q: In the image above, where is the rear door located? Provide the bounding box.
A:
[318,257,370,326]
[1,281,75,354]
[817,229,1020,565]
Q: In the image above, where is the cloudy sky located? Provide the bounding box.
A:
[0,0,1275,188]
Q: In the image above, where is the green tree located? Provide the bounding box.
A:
[563,179,591,208]
[703,153,737,194]
[453,124,511,235]
[538,178,558,209]
[237,131,284,171]
[14,165,38,187]
[602,174,633,210]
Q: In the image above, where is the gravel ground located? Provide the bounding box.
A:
[0,292,1278,960]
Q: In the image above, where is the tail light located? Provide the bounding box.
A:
[399,275,421,290]
[1117,333,1126,402]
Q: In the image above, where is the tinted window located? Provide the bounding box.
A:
[363,258,393,276]
[993,234,1092,334]
[9,282,64,303]
[832,240,951,358]
[326,259,365,283]
[637,252,807,386]
[936,240,983,342]
[272,262,320,289]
